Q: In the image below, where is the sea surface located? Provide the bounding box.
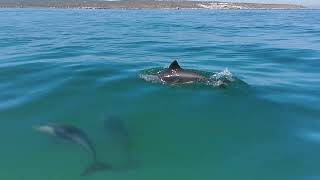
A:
[0,8,319,180]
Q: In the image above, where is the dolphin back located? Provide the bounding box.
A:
[35,123,112,176]
[56,125,111,176]
[157,60,208,84]
[53,124,97,160]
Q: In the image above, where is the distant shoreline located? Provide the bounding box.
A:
[0,1,306,10]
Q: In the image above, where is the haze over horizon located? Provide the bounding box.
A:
[218,0,318,7]
[1,0,318,8]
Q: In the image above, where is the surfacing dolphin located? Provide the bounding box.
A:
[34,124,111,176]
[157,60,208,84]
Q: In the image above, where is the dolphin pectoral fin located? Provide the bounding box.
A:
[81,161,112,176]
[169,60,181,70]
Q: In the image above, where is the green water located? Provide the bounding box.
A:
[0,9,320,180]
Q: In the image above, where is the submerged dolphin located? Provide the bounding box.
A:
[34,124,111,176]
[157,60,208,84]
[103,116,135,168]
[104,115,129,138]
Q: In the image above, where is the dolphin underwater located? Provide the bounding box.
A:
[157,60,208,84]
[34,124,111,176]
[103,116,135,169]
[104,115,129,138]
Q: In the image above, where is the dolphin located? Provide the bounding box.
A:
[103,115,135,169]
[34,124,111,176]
[104,115,129,138]
[157,60,208,84]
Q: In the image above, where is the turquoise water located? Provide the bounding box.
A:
[0,8,320,180]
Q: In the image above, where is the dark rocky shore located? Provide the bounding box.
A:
[0,0,305,9]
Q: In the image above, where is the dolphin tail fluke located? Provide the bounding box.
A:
[81,161,112,176]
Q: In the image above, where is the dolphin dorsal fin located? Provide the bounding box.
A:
[169,60,181,70]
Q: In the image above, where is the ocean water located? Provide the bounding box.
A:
[0,8,320,180]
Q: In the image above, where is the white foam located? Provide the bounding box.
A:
[211,68,234,81]
[208,68,235,87]
[139,74,161,83]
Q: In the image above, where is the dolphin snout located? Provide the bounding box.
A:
[33,125,55,135]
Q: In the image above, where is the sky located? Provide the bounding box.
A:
[225,0,319,7]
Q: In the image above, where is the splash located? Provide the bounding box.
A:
[208,68,236,88]
[138,74,161,84]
